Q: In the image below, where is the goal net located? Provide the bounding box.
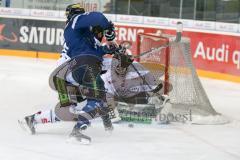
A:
[136,32,228,124]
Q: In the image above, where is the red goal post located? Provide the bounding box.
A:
[136,32,171,95]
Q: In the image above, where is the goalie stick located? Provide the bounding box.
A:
[128,65,162,97]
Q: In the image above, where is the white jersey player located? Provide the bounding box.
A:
[102,57,164,104]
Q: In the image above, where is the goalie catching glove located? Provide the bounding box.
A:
[102,42,127,55]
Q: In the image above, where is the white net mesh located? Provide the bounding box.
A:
[138,33,229,124]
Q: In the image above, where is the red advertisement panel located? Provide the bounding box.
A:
[0,17,239,77]
[114,25,240,76]
[182,31,240,76]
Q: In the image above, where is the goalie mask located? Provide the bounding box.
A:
[113,53,133,75]
[65,3,85,23]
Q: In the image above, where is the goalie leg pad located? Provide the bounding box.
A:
[54,103,79,121]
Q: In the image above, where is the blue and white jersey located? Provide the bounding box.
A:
[61,12,112,61]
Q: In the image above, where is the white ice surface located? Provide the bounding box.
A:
[0,56,240,160]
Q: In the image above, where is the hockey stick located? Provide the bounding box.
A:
[133,21,183,59]
[130,63,156,93]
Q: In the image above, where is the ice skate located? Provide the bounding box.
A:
[101,113,114,131]
[98,105,114,131]
[68,124,91,144]
[111,108,122,123]
[21,115,36,135]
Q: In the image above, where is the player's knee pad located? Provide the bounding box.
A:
[54,103,78,121]
[83,99,113,118]
[54,101,99,122]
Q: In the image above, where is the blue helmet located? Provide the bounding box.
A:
[65,3,85,21]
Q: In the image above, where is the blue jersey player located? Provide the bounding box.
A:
[23,3,117,143]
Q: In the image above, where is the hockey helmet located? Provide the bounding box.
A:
[65,3,85,21]
[91,25,104,42]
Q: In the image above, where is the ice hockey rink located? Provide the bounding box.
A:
[0,56,240,160]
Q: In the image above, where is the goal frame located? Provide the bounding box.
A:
[136,33,170,95]
[132,27,229,124]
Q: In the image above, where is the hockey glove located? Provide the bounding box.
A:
[102,43,118,54]
[105,29,115,41]
[105,21,116,41]
[117,45,126,54]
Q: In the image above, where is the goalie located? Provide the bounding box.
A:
[102,49,171,122]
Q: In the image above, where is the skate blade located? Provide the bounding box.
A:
[111,117,122,123]
[105,130,113,137]
[18,119,27,131]
[157,120,170,125]
[66,136,91,145]
[18,119,34,134]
